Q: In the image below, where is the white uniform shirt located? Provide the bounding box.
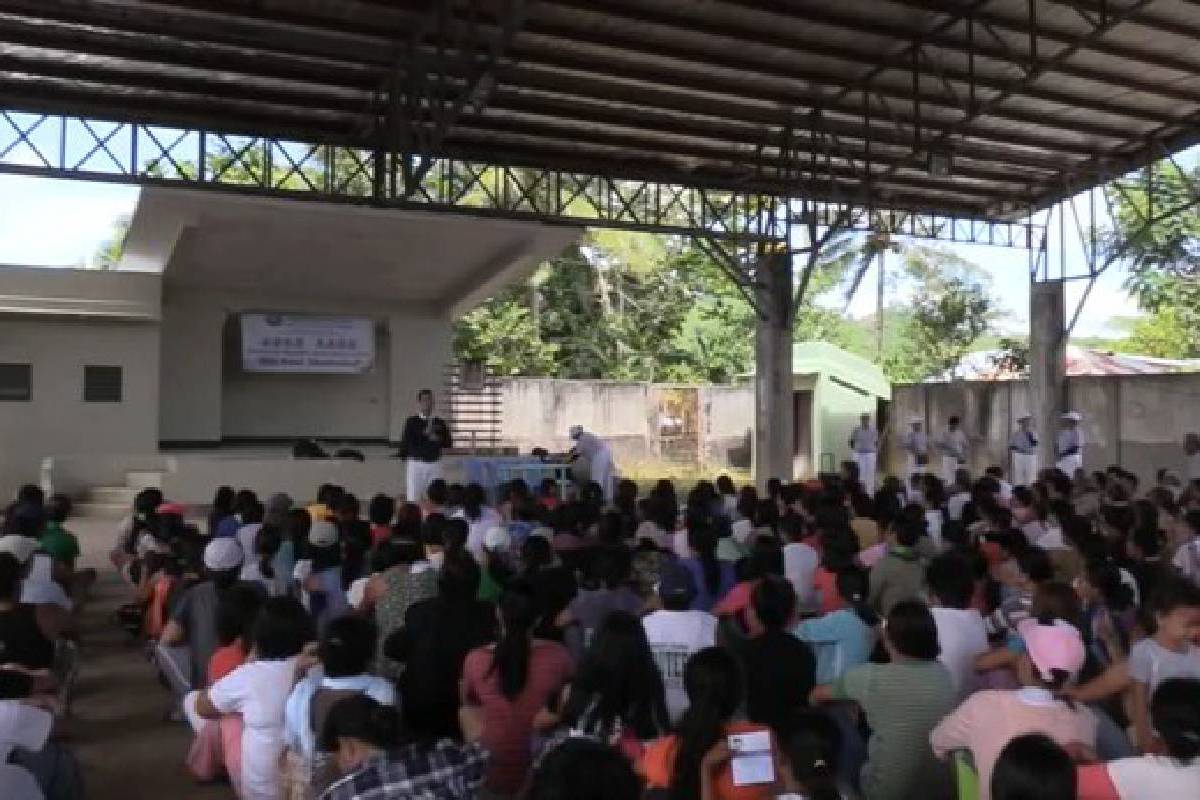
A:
[1008,430,1038,455]
[1057,427,1083,458]
[902,430,929,457]
[942,429,969,460]
[849,426,879,454]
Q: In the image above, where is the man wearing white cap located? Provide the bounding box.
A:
[158,537,248,698]
[900,417,929,484]
[1009,415,1040,488]
[939,416,970,483]
[848,412,880,491]
[569,425,616,502]
[1056,412,1085,476]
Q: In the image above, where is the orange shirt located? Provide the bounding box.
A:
[640,721,778,800]
[207,642,247,686]
[143,574,176,639]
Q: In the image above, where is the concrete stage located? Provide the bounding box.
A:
[1,187,581,500]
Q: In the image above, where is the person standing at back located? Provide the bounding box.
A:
[939,416,970,483]
[901,417,929,485]
[1009,415,1040,488]
[1056,412,1085,477]
[849,413,880,493]
[399,389,451,505]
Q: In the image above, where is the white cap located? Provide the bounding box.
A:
[484,526,511,551]
[0,535,38,565]
[909,416,923,425]
[309,520,339,548]
[203,538,244,572]
[568,425,584,439]
[530,526,554,542]
[1062,411,1083,422]
[1017,413,1033,422]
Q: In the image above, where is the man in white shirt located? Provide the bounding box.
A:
[781,517,819,611]
[642,561,717,723]
[848,413,880,491]
[946,470,972,522]
[926,553,989,699]
[1009,415,1040,488]
[569,425,616,502]
[940,416,970,483]
[901,417,929,484]
[0,699,54,800]
[1056,412,1085,477]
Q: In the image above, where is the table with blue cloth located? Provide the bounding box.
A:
[463,457,573,503]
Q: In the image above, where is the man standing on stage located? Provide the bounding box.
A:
[848,412,879,491]
[900,417,929,484]
[569,425,616,502]
[400,388,452,503]
[1056,411,1085,477]
[1009,414,1039,488]
[939,416,969,483]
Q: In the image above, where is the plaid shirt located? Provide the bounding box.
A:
[319,741,489,800]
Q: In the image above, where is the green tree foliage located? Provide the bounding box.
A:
[89,213,131,270]
[455,230,995,384]
[1104,162,1200,356]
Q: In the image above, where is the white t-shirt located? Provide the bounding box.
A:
[209,657,299,800]
[926,509,945,551]
[237,523,264,581]
[783,542,819,609]
[1107,755,1200,799]
[0,700,52,762]
[20,555,72,611]
[1128,639,1200,694]
[0,765,42,800]
[931,607,989,699]
[1172,538,1200,584]
[947,492,971,522]
[642,609,717,722]
[455,507,503,559]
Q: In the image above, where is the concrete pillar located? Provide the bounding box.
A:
[1030,280,1066,470]
[754,252,794,486]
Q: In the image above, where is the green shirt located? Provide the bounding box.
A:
[833,660,957,800]
[40,521,80,567]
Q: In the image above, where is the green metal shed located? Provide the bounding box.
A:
[790,342,891,478]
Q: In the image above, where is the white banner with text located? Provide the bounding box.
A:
[241,314,375,373]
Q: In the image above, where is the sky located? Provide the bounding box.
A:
[0,171,1140,340]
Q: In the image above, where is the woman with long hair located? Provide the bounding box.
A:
[460,582,572,796]
[551,611,669,756]
[639,646,781,800]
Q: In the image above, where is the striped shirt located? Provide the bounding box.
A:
[834,661,957,800]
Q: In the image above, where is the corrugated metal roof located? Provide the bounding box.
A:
[2,0,1200,220]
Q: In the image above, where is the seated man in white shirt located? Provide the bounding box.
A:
[642,560,717,723]
[946,469,973,522]
[926,552,989,700]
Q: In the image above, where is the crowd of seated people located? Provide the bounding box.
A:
[5,454,1200,800]
[0,485,91,800]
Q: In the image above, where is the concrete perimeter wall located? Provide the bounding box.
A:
[891,373,1200,484]
[494,379,753,468]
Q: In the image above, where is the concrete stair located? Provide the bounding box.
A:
[73,472,163,519]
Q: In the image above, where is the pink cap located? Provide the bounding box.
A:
[157,502,187,517]
[1018,618,1086,682]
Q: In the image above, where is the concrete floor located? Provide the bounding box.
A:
[70,519,232,800]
